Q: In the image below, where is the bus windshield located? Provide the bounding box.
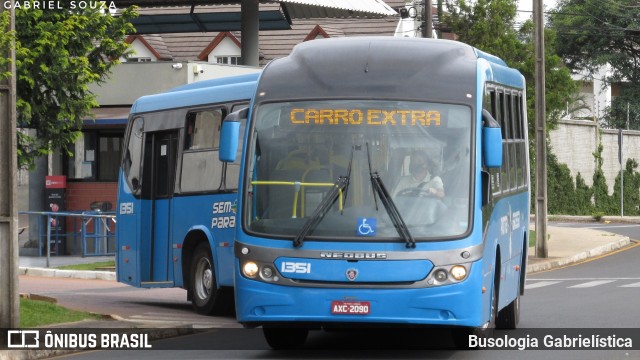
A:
[245,100,473,241]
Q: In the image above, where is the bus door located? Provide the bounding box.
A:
[140,130,179,285]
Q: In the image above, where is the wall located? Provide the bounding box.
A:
[549,119,640,193]
[66,182,118,212]
[90,62,261,106]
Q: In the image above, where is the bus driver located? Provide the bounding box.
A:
[392,150,445,198]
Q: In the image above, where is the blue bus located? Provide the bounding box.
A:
[116,72,258,314]
[219,37,530,348]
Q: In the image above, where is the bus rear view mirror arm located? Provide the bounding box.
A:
[482,109,502,168]
[220,107,249,162]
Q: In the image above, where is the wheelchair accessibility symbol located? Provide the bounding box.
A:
[357,218,376,237]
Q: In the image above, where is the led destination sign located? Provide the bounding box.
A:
[289,108,442,126]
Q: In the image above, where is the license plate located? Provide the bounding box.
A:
[331,301,370,315]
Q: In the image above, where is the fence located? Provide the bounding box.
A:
[18,211,116,263]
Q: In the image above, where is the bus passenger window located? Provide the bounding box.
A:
[186,109,224,150]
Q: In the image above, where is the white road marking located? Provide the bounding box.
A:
[567,280,617,288]
[524,281,562,289]
[619,282,640,288]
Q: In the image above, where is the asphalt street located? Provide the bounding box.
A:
[45,222,640,360]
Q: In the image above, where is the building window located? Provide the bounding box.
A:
[128,57,152,62]
[66,130,124,182]
[216,56,241,65]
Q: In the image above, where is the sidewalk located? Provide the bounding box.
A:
[527,224,632,273]
[18,255,116,281]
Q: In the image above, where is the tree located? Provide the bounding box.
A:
[0,11,12,82]
[2,5,137,169]
[445,0,578,139]
[550,0,640,129]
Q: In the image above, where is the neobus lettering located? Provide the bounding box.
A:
[290,108,441,126]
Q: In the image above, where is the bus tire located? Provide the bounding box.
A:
[452,275,498,349]
[263,327,308,349]
[496,291,520,329]
[190,242,232,315]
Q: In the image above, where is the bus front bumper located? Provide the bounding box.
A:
[235,260,488,328]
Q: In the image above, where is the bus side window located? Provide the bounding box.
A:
[186,109,223,150]
[181,109,226,193]
[124,117,144,195]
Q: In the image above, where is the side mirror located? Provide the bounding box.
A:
[219,107,248,163]
[482,109,502,168]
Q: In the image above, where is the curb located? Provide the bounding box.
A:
[526,236,631,274]
[19,267,115,281]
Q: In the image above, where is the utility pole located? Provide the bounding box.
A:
[619,129,623,217]
[0,5,20,328]
[422,0,433,38]
[534,0,548,258]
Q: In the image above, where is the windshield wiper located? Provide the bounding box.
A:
[293,176,349,248]
[366,143,415,249]
[293,148,354,248]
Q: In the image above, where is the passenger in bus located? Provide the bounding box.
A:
[393,150,445,198]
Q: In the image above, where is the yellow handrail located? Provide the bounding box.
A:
[250,181,343,217]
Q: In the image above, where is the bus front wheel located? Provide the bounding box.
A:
[190,243,232,315]
[496,286,520,329]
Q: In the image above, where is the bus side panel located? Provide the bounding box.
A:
[171,193,238,288]
[499,191,528,309]
[484,192,528,314]
[116,172,141,287]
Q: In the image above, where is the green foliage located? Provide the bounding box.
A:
[550,0,640,81]
[13,6,137,169]
[602,85,640,130]
[547,150,577,214]
[611,159,640,216]
[0,11,14,81]
[550,0,640,130]
[545,139,640,216]
[591,143,617,214]
[20,298,102,327]
[444,0,578,144]
[574,173,593,214]
[546,146,593,215]
[57,260,115,271]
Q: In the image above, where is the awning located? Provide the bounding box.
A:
[83,107,131,127]
[113,1,397,20]
[274,0,397,19]
[131,10,291,34]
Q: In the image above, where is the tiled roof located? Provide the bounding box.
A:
[143,35,173,60]
[132,0,409,65]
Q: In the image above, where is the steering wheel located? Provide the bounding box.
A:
[396,187,437,198]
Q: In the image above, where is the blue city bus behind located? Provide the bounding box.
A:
[220,38,530,348]
[116,72,259,314]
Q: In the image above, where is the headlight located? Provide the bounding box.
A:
[450,265,468,281]
[242,261,259,278]
[433,269,448,282]
[261,266,274,279]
